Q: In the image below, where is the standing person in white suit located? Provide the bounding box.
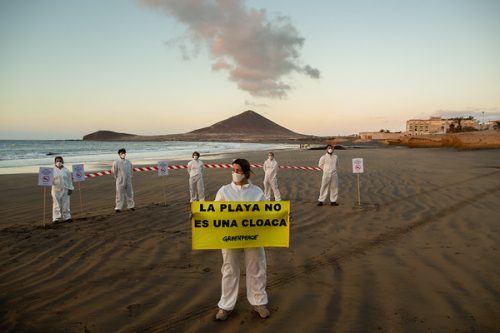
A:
[51,156,74,223]
[262,152,281,201]
[112,148,135,212]
[214,158,270,321]
[187,151,205,202]
[317,144,339,206]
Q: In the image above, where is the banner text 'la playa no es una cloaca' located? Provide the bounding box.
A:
[191,201,290,249]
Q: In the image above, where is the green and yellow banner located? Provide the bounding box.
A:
[191,201,290,249]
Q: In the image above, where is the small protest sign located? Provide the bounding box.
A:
[158,161,169,176]
[72,164,85,182]
[352,158,364,174]
[38,167,54,186]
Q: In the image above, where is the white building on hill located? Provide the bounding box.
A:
[406,117,480,135]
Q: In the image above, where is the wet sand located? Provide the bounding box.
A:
[1,147,499,332]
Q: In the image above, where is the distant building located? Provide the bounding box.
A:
[487,120,500,130]
[359,132,403,140]
[406,117,446,135]
[406,117,480,135]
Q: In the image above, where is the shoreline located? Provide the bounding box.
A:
[0,141,301,175]
[3,132,497,175]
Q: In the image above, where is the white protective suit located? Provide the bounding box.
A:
[112,158,134,210]
[215,181,268,311]
[318,152,339,203]
[51,166,74,222]
[262,158,281,201]
[187,159,205,201]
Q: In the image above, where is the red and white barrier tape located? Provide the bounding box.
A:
[85,163,320,178]
[279,165,321,171]
[85,170,112,178]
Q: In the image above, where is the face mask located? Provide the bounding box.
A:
[120,154,126,159]
[327,149,333,154]
[193,156,199,160]
[55,162,63,168]
[232,172,246,183]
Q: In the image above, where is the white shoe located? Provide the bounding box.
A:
[215,308,232,321]
[253,305,270,318]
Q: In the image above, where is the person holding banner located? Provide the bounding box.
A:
[51,156,74,223]
[317,144,339,206]
[262,152,282,201]
[187,151,205,202]
[214,158,270,321]
[112,148,135,212]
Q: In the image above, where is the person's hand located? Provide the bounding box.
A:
[68,189,73,195]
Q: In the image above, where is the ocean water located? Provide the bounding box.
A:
[0,140,297,174]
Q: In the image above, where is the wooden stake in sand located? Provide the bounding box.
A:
[78,182,83,214]
[72,164,86,215]
[352,158,364,206]
[37,167,54,227]
[158,161,169,206]
[163,177,167,206]
[43,187,46,227]
[357,173,361,205]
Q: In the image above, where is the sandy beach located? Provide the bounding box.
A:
[1,147,499,332]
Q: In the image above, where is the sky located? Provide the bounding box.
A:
[1,0,499,140]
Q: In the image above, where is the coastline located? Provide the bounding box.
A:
[3,130,497,176]
[0,140,300,175]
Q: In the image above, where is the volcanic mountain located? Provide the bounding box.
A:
[190,110,299,135]
[83,110,318,142]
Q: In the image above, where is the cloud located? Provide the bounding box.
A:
[244,100,268,108]
[302,65,320,79]
[142,0,320,98]
[164,34,203,60]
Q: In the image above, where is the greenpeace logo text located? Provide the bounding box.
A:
[222,235,258,242]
